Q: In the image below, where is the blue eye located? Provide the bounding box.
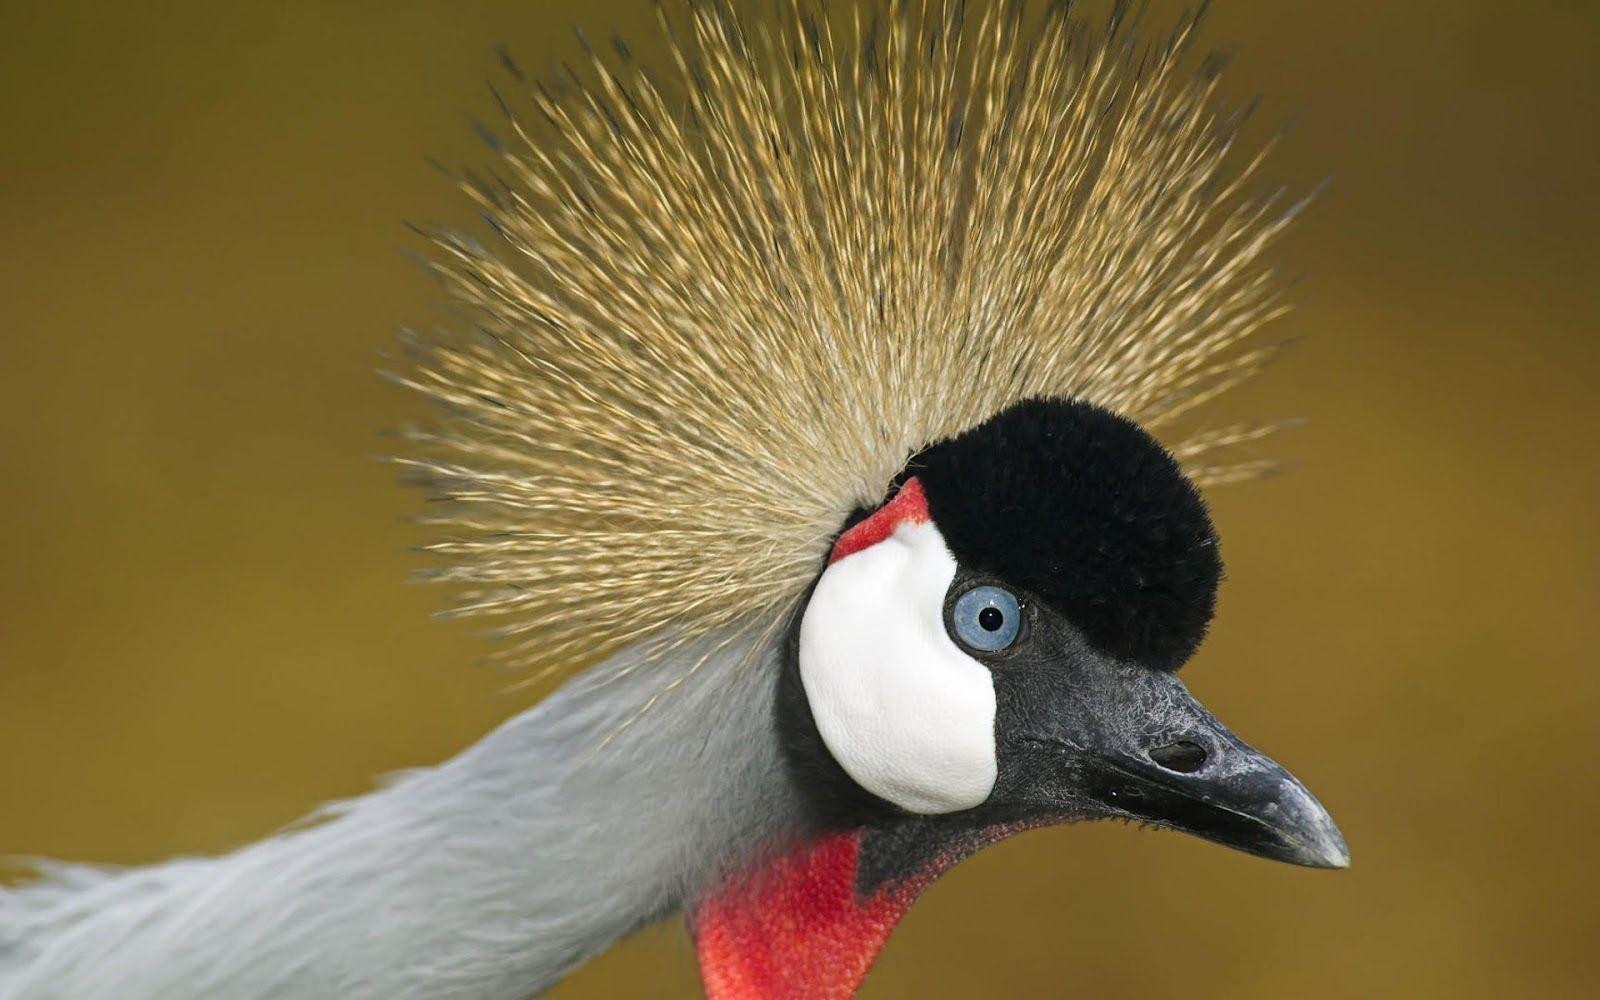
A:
[951,584,1023,652]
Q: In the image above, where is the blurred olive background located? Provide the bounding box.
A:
[2,1,1597,997]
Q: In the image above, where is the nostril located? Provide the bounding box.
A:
[1149,740,1208,774]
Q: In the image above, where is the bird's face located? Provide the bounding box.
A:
[695,399,1345,995]
[782,397,1347,872]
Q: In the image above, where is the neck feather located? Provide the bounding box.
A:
[1,632,802,1000]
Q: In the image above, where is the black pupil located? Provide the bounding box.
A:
[977,606,1005,632]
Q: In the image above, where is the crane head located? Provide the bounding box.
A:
[786,395,1346,865]
[693,397,1346,996]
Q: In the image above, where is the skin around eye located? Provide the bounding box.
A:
[797,520,999,813]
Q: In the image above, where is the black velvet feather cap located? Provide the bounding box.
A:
[906,397,1222,672]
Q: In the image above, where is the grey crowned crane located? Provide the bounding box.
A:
[0,2,1347,998]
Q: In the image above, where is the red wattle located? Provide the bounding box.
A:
[690,823,1026,1000]
[691,832,915,1000]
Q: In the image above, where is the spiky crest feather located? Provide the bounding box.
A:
[394,0,1301,681]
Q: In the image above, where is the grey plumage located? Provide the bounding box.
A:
[0,632,796,998]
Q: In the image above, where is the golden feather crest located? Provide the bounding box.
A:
[394,0,1301,680]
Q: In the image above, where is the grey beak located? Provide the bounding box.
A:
[1091,740,1351,869]
[1080,676,1350,869]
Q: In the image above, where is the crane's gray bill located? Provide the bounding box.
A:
[1082,736,1350,869]
[1037,665,1350,869]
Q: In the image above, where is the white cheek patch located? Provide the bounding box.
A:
[798,520,998,814]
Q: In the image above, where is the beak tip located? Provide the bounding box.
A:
[1301,833,1351,870]
[1327,834,1352,870]
[1284,793,1350,870]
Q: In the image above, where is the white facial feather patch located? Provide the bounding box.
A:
[798,520,999,814]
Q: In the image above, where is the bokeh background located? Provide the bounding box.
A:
[2,1,1597,996]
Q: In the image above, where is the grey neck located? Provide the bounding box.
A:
[0,633,803,1000]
